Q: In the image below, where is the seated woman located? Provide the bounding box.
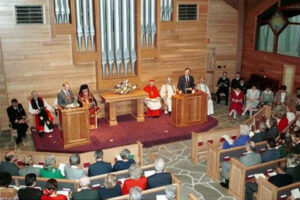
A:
[113,149,135,172]
[242,84,260,117]
[229,86,244,120]
[40,155,64,179]
[260,86,274,106]
[78,84,100,129]
[122,164,147,195]
[275,111,289,133]
[41,179,67,200]
[98,174,121,199]
[19,154,40,177]
[222,125,250,149]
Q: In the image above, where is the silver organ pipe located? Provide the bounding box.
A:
[89,0,95,51]
[129,0,136,75]
[99,0,107,77]
[150,0,156,47]
[65,0,70,23]
[144,0,150,47]
[114,0,122,76]
[75,0,83,52]
[122,0,130,75]
[54,0,60,23]
[140,0,145,47]
[106,0,115,76]
[82,0,90,51]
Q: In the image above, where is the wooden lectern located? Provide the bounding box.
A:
[58,107,91,149]
[171,91,208,127]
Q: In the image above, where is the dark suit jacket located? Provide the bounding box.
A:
[146,172,172,189]
[251,131,268,143]
[88,161,112,177]
[57,89,75,108]
[267,126,279,139]
[112,159,135,172]
[6,104,26,128]
[231,78,241,89]
[268,173,293,187]
[98,185,122,200]
[177,75,195,94]
[292,143,300,154]
[18,187,43,200]
[287,165,300,182]
[0,161,19,176]
[72,189,99,200]
[217,77,230,90]
[261,149,280,163]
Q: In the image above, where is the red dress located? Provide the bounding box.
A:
[41,194,67,200]
[278,117,288,133]
[78,92,100,128]
[143,85,162,117]
[121,176,147,195]
[229,90,244,115]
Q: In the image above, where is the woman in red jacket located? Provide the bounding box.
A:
[122,164,147,195]
[41,179,67,200]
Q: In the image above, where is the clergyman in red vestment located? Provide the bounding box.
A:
[143,80,162,117]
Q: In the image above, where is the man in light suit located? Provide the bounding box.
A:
[88,150,112,177]
[64,154,85,180]
[220,141,261,188]
[177,68,195,94]
[147,157,172,189]
[57,82,75,108]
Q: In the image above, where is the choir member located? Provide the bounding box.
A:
[229,86,244,120]
[144,80,162,117]
[78,84,100,128]
[160,77,176,114]
[57,82,75,109]
[216,72,230,105]
[29,91,54,137]
[177,68,195,94]
[197,77,214,115]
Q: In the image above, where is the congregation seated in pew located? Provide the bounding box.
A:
[261,138,280,163]
[222,125,251,149]
[251,122,268,143]
[0,172,18,200]
[64,154,85,180]
[41,178,68,200]
[18,173,43,200]
[98,174,121,199]
[113,148,136,172]
[286,154,300,183]
[72,176,99,200]
[291,130,300,154]
[122,164,147,195]
[147,157,172,189]
[0,151,19,176]
[88,150,112,177]
[40,155,64,179]
[130,186,142,200]
[18,154,40,177]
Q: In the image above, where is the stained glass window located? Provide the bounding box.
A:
[269,12,287,34]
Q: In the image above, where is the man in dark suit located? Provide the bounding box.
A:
[251,123,268,143]
[216,72,230,105]
[261,138,280,163]
[147,157,172,189]
[231,72,241,89]
[57,82,75,108]
[72,176,99,200]
[113,149,135,172]
[245,161,293,200]
[6,99,28,144]
[177,68,195,94]
[0,152,19,176]
[291,130,300,154]
[88,150,112,177]
[18,173,43,200]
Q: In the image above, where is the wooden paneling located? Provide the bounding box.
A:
[207,0,238,92]
[0,39,8,130]
[241,0,300,89]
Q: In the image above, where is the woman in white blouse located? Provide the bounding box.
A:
[242,84,260,117]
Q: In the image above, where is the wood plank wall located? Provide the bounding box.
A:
[0,39,9,129]
[207,0,238,92]
[241,0,300,89]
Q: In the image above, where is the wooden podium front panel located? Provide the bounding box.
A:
[185,94,207,126]
[61,108,91,149]
[171,95,184,127]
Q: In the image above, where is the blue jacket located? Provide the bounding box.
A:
[261,148,280,163]
[88,161,112,177]
[112,159,135,172]
[98,185,121,200]
[222,135,250,149]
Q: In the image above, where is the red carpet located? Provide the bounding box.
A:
[32,114,218,153]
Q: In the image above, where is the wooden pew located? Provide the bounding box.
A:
[190,105,271,165]
[228,158,286,200]
[0,141,143,168]
[257,178,300,200]
[188,193,198,200]
[206,141,267,181]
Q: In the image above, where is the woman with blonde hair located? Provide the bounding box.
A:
[98,174,121,199]
[19,154,40,177]
[122,164,147,195]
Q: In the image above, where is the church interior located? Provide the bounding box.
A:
[0,0,300,199]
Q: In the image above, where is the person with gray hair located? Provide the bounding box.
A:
[147,157,172,189]
[286,154,300,182]
[165,185,176,200]
[222,125,251,149]
[72,176,99,200]
[98,174,121,199]
[88,149,112,177]
[64,154,85,179]
[129,187,142,200]
[113,148,136,172]
[18,154,40,177]
[251,122,268,142]
[40,155,64,179]
[122,164,147,194]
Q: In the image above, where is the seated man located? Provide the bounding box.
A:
[197,77,214,115]
[0,152,19,176]
[57,82,75,108]
[98,174,121,199]
[113,149,135,172]
[251,123,268,143]
[129,187,142,200]
[144,79,162,117]
[19,154,41,177]
[6,98,28,144]
[78,84,100,128]
[261,138,280,163]
[273,85,290,110]
[231,72,241,89]
[28,90,54,137]
[266,117,279,139]
[291,130,300,154]
[245,161,293,200]
[18,173,43,200]
[88,150,112,177]
[222,125,250,149]
[147,157,172,189]
[64,154,85,179]
[0,172,18,200]
[72,176,99,200]
[216,72,230,105]
[286,154,300,183]
[160,77,176,114]
[220,141,262,188]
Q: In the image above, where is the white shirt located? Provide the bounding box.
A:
[280,93,286,103]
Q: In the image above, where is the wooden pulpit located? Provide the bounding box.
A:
[171,91,208,127]
[59,107,91,149]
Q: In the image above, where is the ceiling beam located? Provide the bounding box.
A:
[222,0,239,10]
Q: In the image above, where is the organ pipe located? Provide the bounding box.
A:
[60,0,66,23]
[129,0,136,75]
[82,0,90,51]
[144,0,150,47]
[122,0,130,75]
[140,0,145,47]
[54,0,60,23]
[106,0,115,76]
[65,0,70,23]
[99,0,107,77]
[114,0,122,76]
[89,0,95,51]
[150,0,156,47]
[75,0,83,52]
[167,0,173,21]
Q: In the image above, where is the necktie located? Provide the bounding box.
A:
[66,91,71,102]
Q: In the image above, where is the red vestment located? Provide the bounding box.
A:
[78,92,100,128]
[229,90,244,115]
[143,85,162,117]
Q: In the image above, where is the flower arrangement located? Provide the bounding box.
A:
[113,80,137,94]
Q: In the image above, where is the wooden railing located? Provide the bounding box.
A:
[188,193,198,200]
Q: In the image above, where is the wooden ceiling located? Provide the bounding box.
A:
[222,0,269,11]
